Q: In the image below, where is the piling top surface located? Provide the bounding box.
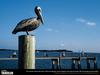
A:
[19,35,35,37]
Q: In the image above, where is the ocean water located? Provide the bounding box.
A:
[0,50,100,69]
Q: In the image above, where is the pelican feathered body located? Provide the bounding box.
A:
[12,6,44,35]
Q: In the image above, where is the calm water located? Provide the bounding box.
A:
[0,50,100,69]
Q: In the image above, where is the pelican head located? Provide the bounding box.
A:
[35,6,44,24]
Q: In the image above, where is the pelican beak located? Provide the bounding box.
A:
[39,12,44,24]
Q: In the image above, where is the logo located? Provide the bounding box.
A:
[1,70,13,75]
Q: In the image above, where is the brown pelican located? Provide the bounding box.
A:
[12,6,44,35]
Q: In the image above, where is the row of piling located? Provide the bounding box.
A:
[51,57,97,70]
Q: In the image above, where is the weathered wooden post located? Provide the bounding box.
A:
[52,58,60,69]
[52,59,57,69]
[18,35,35,69]
[52,59,55,69]
[94,58,97,70]
[72,59,75,70]
[87,58,90,69]
[57,57,60,69]
[78,60,81,70]
[77,57,81,70]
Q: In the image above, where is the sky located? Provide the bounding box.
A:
[0,0,100,52]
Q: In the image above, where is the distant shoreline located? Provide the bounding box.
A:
[0,49,100,53]
[0,49,17,51]
[0,49,72,52]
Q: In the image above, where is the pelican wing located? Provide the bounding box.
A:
[12,17,37,34]
[16,17,36,29]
